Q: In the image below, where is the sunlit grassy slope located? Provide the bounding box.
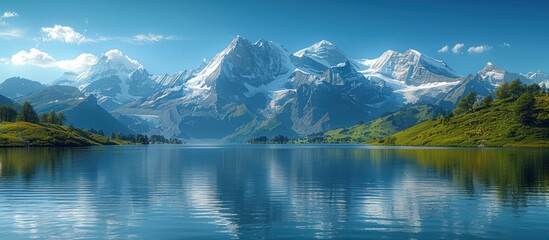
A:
[0,121,127,147]
[376,95,549,147]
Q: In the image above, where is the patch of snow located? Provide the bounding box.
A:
[267,89,295,115]
[395,81,460,103]
[130,114,162,127]
[243,70,294,98]
[355,58,378,69]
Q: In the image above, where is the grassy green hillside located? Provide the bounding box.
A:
[0,122,128,147]
[376,95,549,147]
[295,104,445,143]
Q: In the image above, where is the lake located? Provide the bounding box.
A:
[0,145,548,239]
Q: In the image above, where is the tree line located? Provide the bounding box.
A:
[0,101,65,125]
[105,131,183,144]
[451,79,545,126]
[88,129,183,144]
[248,135,289,144]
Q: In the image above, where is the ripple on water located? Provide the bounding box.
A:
[0,145,548,239]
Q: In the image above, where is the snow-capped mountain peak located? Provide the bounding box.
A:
[365,49,459,86]
[479,62,499,73]
[103,49,143,70]
[523,70,549,83]
[477,62,524,84]
[69,49,151,110]
[225,35,251,52]
[193,36,253,77]
[478,62,549,85]
[76,49,143,84]
[294,40,336,58]
[291,40,352,76]
[183,36,295,102]
[406,49,421,56]
[317,39,334,46]
[293,40,348,68]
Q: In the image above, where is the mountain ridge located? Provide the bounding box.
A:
[5,35,549,142]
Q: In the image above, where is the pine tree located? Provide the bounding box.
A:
[56,112,66,125]
[481,95,493,108]
[509,79,526,99]
[527,83,541,93]
[0,105,17,122]
[136,134,144,143]
[39,113,49,123]
[47,111,57,124]
[515,93,536,125]
[453,92,478,115]
[16,101,39,123]
[495,82,511,99]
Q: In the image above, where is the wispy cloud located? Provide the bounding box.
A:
[438,45,449,53]
[131,33,178,44]
[0,28,24,39]
[502,42,511,47]
[0,11,18,25]
[467,45,492,54]
[41,25,88,44]
[10,48,98,72]
[452,43,464,54]
[38,26,179,45]
[1,11,18,19]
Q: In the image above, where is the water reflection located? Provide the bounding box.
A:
[391,148,549,204]
[0,145,548,239]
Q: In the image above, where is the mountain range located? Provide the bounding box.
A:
[2,36,548,141]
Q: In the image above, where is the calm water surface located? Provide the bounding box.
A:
[0,145,548,239]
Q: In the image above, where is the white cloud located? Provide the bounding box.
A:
[41,25,87,44]
[0,57,9,64]
[10,48,97,72]
[0,28,24,39]
[56,53,98,72]
[11,48,56,67]
[438,45,449,53]
[1,11,18,19]
[132,33,177,43]
[467,45,492,54]
[502,43,511,47]
[451,43,464,54]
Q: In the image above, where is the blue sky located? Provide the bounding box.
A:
[0,0,548,83]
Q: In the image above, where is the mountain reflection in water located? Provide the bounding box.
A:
[0,145,547,239]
